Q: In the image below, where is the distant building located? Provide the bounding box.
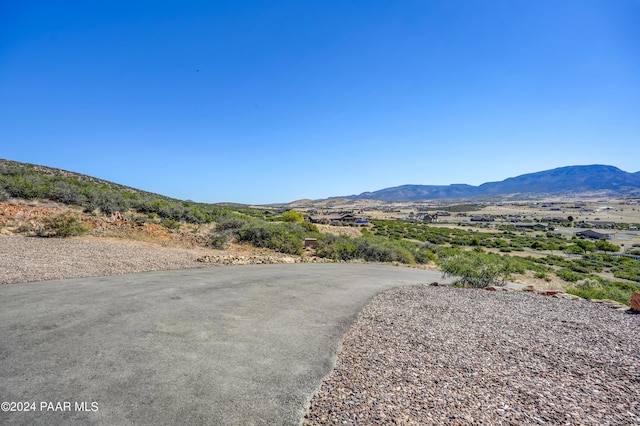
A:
[421,213,438,223]
[309,214,358,224]
[514,222,548,230]
[575,230,614,240]
[583,221,616,229]
[541,216,567,223]
[470,215,494,222]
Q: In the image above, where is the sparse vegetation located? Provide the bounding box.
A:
[439,250,515,288]
[2,158,640,305]
[37,212,90,238]
[566,279,639,305]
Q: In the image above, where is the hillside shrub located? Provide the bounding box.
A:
[315,234,420,264]
[235,221,304,255]
[37,212,90,238]
[566,279,639,305]
[595,240,620,253]
[209,231,233,249]
[161,218,181,230]
[611,259,640,282]
[438,251,513,288]
[556,269,583,282]
[281,210,304,223]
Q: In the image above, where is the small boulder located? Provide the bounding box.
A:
[484,286,508,291]
[630,292,640,312]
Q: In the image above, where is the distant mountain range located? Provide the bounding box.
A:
[345,165,640,202]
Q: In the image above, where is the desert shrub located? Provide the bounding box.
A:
[438,251,513,288]
[566,279,639,305]
[611,259,640,282]
[556,269,584,282]
[52,181,87,205]
[316,234,360,261]
[359,237,416,264]
[161,218,181,230]
[85,189,129,215]
[0,188,8,201]
[37,212,90,238]
[564,244,584,254]
[595,240,620,253]
[534,271,551,281]
[281,210,304,224]
[235,221,304,255]
[415,247,437,264]
[300,221,318,233]
[315,234,419,264]
[209,231,233,249]
[215,215,249,231]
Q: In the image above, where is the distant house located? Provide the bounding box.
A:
[575,230,614,240]
[541,216,567,223]
[584,221,616,229]
[514,222,548,230]
[470,215,494,222]
[420,213,438,223]
[309,214,358,224]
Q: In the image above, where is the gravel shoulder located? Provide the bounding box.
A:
[304,285,640,425]
[0,235,213,285]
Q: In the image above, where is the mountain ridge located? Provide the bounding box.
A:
[343,165,640,202]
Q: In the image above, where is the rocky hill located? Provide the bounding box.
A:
[345,165,640,202]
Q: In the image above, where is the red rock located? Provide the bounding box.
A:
[537,289,563,296]
[630,292,640,312]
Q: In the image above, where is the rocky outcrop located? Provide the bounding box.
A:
[590,299,631,312]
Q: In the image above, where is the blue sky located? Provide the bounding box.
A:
[2,1,639,204]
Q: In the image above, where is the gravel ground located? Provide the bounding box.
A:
[304,285,640,425]
[0,235,212,285]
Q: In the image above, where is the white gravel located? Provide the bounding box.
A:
[0,235,211,285]
[304,285,640,425]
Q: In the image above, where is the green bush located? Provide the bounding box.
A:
[595,240,620,252]
[438,251,513,288]
[281,210,304,223]
[566,279,639,305]
[315,234,420,264]
[235,221,304,255]
[556,269,583,282]
[215,215,248,231]
[37,212,90,238]
[415,247,437,264]
[161,218,181,230]
[209,231,232,249]
[611,259,640,282]
[534,271,551,281]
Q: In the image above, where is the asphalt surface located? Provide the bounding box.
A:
[0,264,449,425]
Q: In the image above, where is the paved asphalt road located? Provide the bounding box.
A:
[0,264,449,425]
